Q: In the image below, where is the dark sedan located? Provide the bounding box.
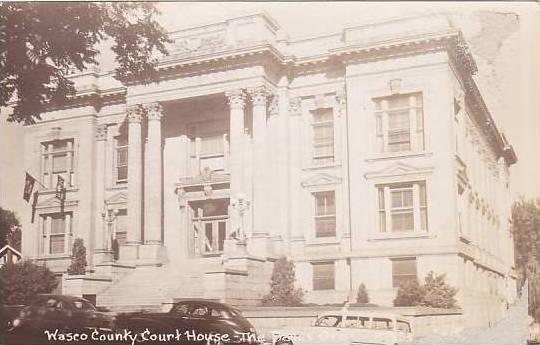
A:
[114,299,260,345]
[8,294,115,344]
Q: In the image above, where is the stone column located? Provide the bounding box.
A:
[249,87,270,233]
[145,103,163,244]
[93,125,107,259]
[224,89,246,255]
[126,105,143,246]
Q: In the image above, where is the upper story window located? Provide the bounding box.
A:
[115,136,128,184]
[377,182,428,233]
[188,121,229,173]
[312,108,335,164]
[392,257,417,288]
[314,191,336,238]
[312,261,335,290]
[42,139,75,188]
[374,93,424,153]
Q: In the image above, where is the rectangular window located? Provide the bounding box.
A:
[314,191,336,238]
[115,209,127,245]
[313,262,335,290]
[42,139,75,188]
[43,213,71,255]
[374,93,424,153]
[377,182,428,233]
[312,108,334,164]
[115,136,128,183]
[392,258,417,287]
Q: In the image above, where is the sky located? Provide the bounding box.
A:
[1,2,539,218]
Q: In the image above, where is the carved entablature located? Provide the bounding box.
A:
[105,192,128,208]
[301,173,342,188]
[175,32,228,56]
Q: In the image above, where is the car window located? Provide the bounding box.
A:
[210,307,232,319]
[46,298,58,308]
[343,316,358,328]
[315,315,342,327]
[372,318,393,330]
[171,303,190,316]
[191,306,209,317]
[72,300,96,311]
[396,321,411,333]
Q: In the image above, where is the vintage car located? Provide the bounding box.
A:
[114,299,259,345]
[8,294,115,343]
[266,310,413,345]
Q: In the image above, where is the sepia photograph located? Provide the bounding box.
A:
[1,2,539,345]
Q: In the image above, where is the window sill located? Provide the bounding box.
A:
[365,151,433,162]
[107,184,128,191]
[38,187,79,195]
[37,254,71,260]
[304,161,342,171]
[306,238,341,246]
[368,232,433,241]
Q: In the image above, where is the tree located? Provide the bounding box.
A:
[0,207,21,251]
[261,256,304,306]
[67,238,87,275]
[1,261,58,305]
[1,2,171,124]
[511,199,540,320]
[393,280,424,307]
[356,282,369,304]
[422,271,458,308]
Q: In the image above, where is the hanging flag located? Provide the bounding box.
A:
[31,191,39,224]
[56,175,66,201]
[23,172,36,202]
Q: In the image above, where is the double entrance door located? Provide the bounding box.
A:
[189,198,228,256]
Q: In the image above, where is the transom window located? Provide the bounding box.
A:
[314,191,336,238]
[377,182,428,233]
[115,136,128,183]
[392,258,417,288]
[312,108,335,164]
[312,261,335,290]
[41,139,75,188]
[374,92,424,153]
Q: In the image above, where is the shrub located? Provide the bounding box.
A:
[261,256,304,306]
[1,261,58,305]
[393,280,424,306]
[422,271,458,308]
[67,238,87,275]
[356,283,369,303]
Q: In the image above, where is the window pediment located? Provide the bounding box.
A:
[364,162,433,180]
[36,196,78,210]
[301,173,342,188]
[106,192,128,206]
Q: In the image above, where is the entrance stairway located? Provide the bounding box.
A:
[97,258,221,312]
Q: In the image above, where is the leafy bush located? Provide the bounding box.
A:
[393,280,424,307]
[422,271,458,308]
[1,261,58,305]
[393,271,459,308]
[261,256,304,306]
[67,238,87,275]
[356,283,369,303]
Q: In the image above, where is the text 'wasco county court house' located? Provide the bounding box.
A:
[19,13,518,326]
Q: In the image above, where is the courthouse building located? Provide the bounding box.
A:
[20,13,517,324]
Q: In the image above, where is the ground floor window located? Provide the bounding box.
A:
[312,261,335,290]
[391,257,417,287]
[41,212,72,255]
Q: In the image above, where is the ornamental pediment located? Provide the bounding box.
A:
[364,161,433,180]
[36,196,78,209]
[301,173,342,188]
[106,192,127,205]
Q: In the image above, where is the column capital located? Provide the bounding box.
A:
[288,97,302,116]
[226,89,246,109]
[146,102,163,121]
[247,86,268,106]
[96,124,107,141]
[127,105,144,123]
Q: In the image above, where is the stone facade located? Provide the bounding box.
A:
[20,13,517,326]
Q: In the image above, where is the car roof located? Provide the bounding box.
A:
[173,299,235,309]
[36,294,90,303]
[317,310,411,322]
